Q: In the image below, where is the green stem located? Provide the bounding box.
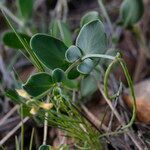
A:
[0,4,24,27]
[104,54,136,129]
[29,128,34,150]
[2,10,44,72]
[104,58,120,100]
[82,54,115,61]
[117,58,136,129]
[65,59,81,74]
[99,129,128,138]
[21,105,24,150]
[65,54,115,75]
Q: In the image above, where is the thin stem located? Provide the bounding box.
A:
[0,117,29,145]
[0,4,24,27]
[21,105,24,150]
[117,58,136,129]
[103,53,136,129]
[71,103,103,134]
[82,54,115,61]
[104,59,121,100]
[65,54,115,75]
[99,129,128,138]
[43,95,50,145]
[97,85,143,149]
[0,105,19,126]
[15,136,20,150]
[81,104,108,131]
[1,10,44,72]
[29,128,35,150]
[65,59,81,74]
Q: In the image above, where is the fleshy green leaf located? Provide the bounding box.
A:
[5,89,22,104]
[52,68,66,83]
[63,79,78,90]
[30,34,69,70]
[3,31,30,49]
[18,0,33,20]
[77,58,94,74]
[76,20,108,55]
[80,11,101,27]
[119,0,144,27]
[50,20,72,47]
[23,73,53,97]
[38,145,51,150]
[65,45,82,63]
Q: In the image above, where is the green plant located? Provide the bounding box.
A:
[1,0,145,149]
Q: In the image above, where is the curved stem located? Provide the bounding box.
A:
[117,58,136,129]
[65,54,115,75]
[104,54,136,129]
[82,54,115,61]
[104,59,120,100]
[99,129,128,138]
[65,59,81,74]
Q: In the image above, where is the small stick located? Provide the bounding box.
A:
[0,105,19,126]
[42,95,50,145]
[0,117,29,145]
[81,104,108,131]
[0,4,24,26]
[98,85,143,150]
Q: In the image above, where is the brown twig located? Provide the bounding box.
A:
[0,117,29,145]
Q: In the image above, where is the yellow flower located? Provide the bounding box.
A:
[30,107,38,115]
[16,89,30,99]
[39,102,53,110]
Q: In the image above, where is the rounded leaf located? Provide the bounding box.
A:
[80,11,101,27]
[77,58,94,74]
[76,20,108,55]
[119,0,144,27]
[23,73,53,97]
[65,45,82,63]
[38,145,51,150]
[30,34,69,70]
[63,79,78,90]
[52,68,66,83]
[3,31,30,49]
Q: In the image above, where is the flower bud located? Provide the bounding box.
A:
[30,107,38,115]
[16,89,30,99]
[53,87,61,96]
[39,102,53,110]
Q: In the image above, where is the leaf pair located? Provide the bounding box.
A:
[66,20,108,74]
[23,69,65,98]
